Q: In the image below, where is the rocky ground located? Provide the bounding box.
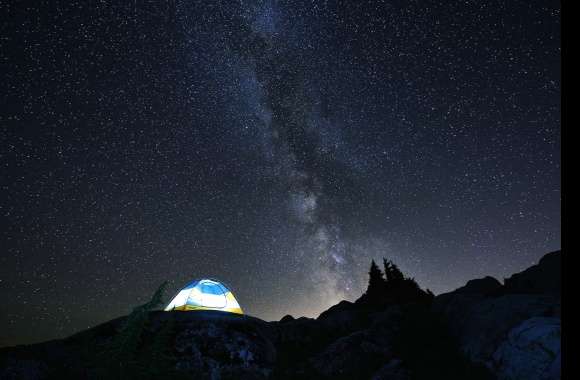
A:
[0,251,561,380]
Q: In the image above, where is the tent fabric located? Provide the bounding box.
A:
[164,278,243,314]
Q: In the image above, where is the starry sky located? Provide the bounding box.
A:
[0,0,560,347]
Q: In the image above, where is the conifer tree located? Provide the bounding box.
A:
[366,259,385,299]
[383,258,393,283]
[390,261,405,282]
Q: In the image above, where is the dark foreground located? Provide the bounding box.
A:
[0,251,561,380]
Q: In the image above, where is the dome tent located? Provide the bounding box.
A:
[164,278,243,314]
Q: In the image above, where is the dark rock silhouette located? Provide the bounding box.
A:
[501,250,561,295]
[434,250,561,380]
[0,251,561,380]
[279,315,295,323]
[452,276,502,295]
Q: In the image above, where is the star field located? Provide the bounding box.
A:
[0,0,560,347]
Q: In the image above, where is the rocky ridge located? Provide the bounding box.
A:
[0,251,561,380]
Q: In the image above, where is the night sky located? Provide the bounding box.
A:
[1,0,560,347]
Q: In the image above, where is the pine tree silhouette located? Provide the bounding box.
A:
[359,258,434,307]
[365,260,385,302]
[383,258,393,284]
[389,261,405,282]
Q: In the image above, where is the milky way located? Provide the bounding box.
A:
[231,1,362,305]
[1,0,560,346]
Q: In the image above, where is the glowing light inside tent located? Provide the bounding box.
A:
[164,278,243,314]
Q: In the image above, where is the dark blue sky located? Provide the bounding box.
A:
[1,0,560,347]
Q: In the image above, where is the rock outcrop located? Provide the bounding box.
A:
[0,251,561,380]
[433,251,561,380]
[492,317,560,380]
[502,251,561,295]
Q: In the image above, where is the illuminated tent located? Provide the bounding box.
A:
[164,278,243,314]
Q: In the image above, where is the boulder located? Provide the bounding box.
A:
[173,319,276,379]
[0,358,48,380]
[440,294,558,361]
[371,359,410,380]
[432,251,562,380]
[491,317,561,380]
[316,306,370,336]
[310,329,393,379]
